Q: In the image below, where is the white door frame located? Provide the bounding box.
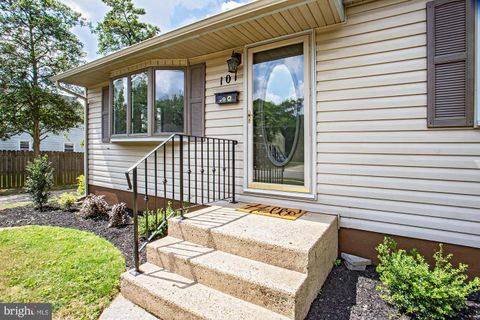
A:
[243,30,316,200]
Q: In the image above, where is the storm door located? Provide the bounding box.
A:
[246,35,312,194]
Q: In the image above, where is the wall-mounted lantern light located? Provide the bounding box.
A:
[221,51,242,85]
[227,51,242,74]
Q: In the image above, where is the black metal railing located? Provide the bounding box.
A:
[125,133,238,274]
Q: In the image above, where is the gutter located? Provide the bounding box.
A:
[56,81,89,196]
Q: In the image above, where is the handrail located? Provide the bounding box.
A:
[126,134,176,174]
[125,133,238,180]
[125,133,238,275]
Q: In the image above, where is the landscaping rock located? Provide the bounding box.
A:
[341,252,372,266]
[344,260,367,271]
[109,203,132,228]
[79,194,109,219]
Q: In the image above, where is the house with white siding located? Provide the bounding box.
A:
[0,126,85,152]
[53,0,480,318]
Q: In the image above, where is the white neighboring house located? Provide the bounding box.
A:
[0,126,84,152]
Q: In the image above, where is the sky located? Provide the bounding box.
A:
[253,55,304,106]
[59,0,254,61]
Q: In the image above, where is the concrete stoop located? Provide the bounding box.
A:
[121,203,338,320]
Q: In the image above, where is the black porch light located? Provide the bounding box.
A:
[227,50,242,74]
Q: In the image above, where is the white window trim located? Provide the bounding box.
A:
[64,142,74,152]
[110,67,187,139]
[243,30,317,200]
[19,140,30,151]
[111,71,147,137]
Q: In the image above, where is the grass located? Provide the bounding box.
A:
[0,201,31,210]
[0,226,125,320]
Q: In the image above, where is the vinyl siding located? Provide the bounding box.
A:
[86,0,480,249]
[314,0,480,247]
[205,54,244,182]
[86,87,153,190]
[86,58,244,198]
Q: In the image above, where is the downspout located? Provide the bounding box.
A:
[56,81,89,196]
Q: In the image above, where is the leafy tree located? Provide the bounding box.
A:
[253,98,304,164]
[93,0,160,55]
[155,94,184,133]
[112,78,127,134]
[131,72,148,134]
[0,0,85,155]
[253,98,303,149]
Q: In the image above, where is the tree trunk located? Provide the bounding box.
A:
[30,19,40,157]
[33,120,40,156]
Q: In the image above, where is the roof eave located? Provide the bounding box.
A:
[52,0,346,86]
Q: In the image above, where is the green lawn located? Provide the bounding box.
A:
[0,226,125,320]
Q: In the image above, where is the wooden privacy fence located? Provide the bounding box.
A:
[0,151,84,189]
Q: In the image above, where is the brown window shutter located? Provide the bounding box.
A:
[427,0,475,127]
[101,86,110,143]
[188,63,206,136]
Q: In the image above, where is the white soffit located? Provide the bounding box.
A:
[53,0,345,87]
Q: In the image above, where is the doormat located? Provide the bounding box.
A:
[237,204,305,221]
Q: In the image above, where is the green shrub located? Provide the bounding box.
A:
[24,155,54,210]
[334,258,342,267]
[376,237,480,320]
[57,192,77,210]
[139,203,175,239]
[76,175,85,195]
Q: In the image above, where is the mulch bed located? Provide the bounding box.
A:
[0,205,144,269]
[1,205,479,320]
[307,264,480,320]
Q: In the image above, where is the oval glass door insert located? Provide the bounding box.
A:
[252,43,305,186]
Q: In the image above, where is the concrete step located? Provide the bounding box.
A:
[121,262,289,320]
[147,236,308,318]
[100,294,159,320]
[168,204,338,273]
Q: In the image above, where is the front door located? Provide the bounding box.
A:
[246,34,312,195]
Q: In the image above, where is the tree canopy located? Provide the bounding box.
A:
[93,0,160,55]
[0,0,85,154]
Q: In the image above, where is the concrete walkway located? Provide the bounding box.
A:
[100,295,159,320]
[0,189,76,205]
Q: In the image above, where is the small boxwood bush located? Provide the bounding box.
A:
[24,155,54,210]
[57,192,77,210]
[376,237,480,320]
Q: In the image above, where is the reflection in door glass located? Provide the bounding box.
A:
[252,43,305,186]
